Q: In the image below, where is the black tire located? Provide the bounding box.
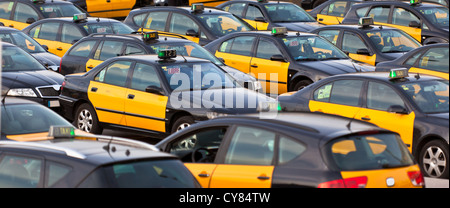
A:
[74,103,103,134]
[419,140,449,179]
[292,79,313,91]
[171,116,194,133]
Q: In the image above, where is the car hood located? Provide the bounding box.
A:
[32,52,61,68]
[274,21,322,32]
[169,87,275,114]
[2,70,64,89]
[296,59,373,75]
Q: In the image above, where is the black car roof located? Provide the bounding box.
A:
[354,1,446,8]
[85,33,193,45]
[329,71,445,82]
[111,54,212,64]
[316,24,398,32]
[132,5,229,15]
[33,16,122,24]
[227,30,319,37]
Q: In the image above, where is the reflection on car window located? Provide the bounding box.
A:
[284,36,348,61]
[367,82,405,111]
[366,30,420,53]
[419,7,449,28]
[95,61,131,87]
[130,63,161,91]
[399,80,449,113]
[342,32,368,54]
[313,80,363,106]
[0,32,46,53]
[170,13,199,35]
[367,6,390,23]
[68,40,97,57]
[143,12,169,31]
[39,3,85,18]
[416,47,449,73]
[198,13,253,37]
[256,38,282,59]
[0,155,43,188]
[1,45,47,71]
[392,7,420,27]
[265,3,315,22]
[13,3,38,23]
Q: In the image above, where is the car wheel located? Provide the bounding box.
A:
[75,103,103,134]
[419,140,449,179]
[292,79,313,91]
[171,116,194,133]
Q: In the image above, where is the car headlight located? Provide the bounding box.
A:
[7,88,38,97]
[206,112,229,119]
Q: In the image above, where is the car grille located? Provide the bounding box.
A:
[36,85,60,98]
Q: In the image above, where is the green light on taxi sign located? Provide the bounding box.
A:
[48,126,75,138]
[389,68,409,79]
[271,27,287,35]
[158,49,177,59]
[73,13,87,22]
[410,0,421,5]
[191,3,204,12]
[143,31,158,42]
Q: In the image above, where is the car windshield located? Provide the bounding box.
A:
[149,42,223,65]
[325,133,415,171]
[398,80,449,113]
[418,7,449,28]
[39,3,85,18]
[0,32,46,54]
[1,45,46,72]
[82,22,134,34]
[265,3,316,23]
[283,36,349,61]
[82,159,200,188]
[366,30,421,53]
[1,103,73,135]
[161,62,237,91]
[197,13,253,37]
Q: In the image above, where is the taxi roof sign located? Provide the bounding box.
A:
[32,0,45,3]
[410,0,422,5]
[73,13,87,22]
[143,31,158,42]
[389,68,409,79]
[359,17,374,27]
[257,0,269,3]
[48,126,75,138]
[158,49,177,59]
[191,3,204,13]
[272,27,288,35]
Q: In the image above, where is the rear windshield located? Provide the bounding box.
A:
[324,133,415,171]
[79,159,200,188]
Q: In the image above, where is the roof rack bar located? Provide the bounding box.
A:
[0,141,86,159]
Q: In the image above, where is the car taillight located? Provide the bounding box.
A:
[61,81,66,91]
[318,176,368,188]
[407,171,424,187]
[59,58,62,73]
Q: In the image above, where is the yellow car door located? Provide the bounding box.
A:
[184,163,218,188]
[317,14,344,25]
[355,81,416,152]
[214,36,255,74]
[244,19,269,30]
[86,59,104,72]
[109,0,134,18]
[86,0,112,17]
[244,4,269,30]
[342,31,377,65]
[33,38,71,57]
[209,164,274,188]
[87,61,132,126]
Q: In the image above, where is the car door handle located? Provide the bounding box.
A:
[198,173,210,177]
[87,65,94,69]
[257,175,270,180]
[318,18,324,21]
[251,64,258,68]
[361,116,371,121]
[91,87,98,92]
[8,25,14,28]
[128,94,135,99]
[56,47,63,51]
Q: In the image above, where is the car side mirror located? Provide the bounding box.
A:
[356,48,371,55]
[71,39,79,44]
[217,57,225,63]
[26,18,36,24]
[409,21,421,28]
[254,17,266,22]
[145,86,165,96]
[41,45,49,51]
[186,29,199,37]
[270,54,287,62]
[387,105,408,114]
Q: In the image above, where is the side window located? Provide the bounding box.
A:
[99,41,124,61]
[0,154,43,188]
[46,162,71,187]
[278,136,306,164]
[367,82,406,111]
[169,127,228,163]
[314,80,364,107]
[356,7,370,18]
[367,6,390,23]
[229,36,256,56]
[317,29,340,45]
[61,23,83,44]
[323,1,348,17]
[225,3,246,17]
[342,31,368,54]
[392,7,420,27]
[130,63,161,91]
[0,1,13,19]
[256,38,282,59]
[144,12,169,31]
[124,44,146,56]
[246,5,264,20]
[13,2,38,23]
[133,12,148,27]
[225,126,275,166]
[68,40,97,57]
[417,47,449,73]
[37,22,60,41]
[404,51,422,66]
[169,13,199,35]
[94,61,132,87]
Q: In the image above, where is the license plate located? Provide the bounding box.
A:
[48,100,60,107]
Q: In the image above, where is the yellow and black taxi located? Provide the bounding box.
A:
[122,3,255,46]
[278,69,449,178]
[341,0,449,45]
[59,50,275,137]
[311,17,422,66]
[1,42,64,111]
[22,13,134,57]
[376,43,448,79]
[156,112,424,188]
[308,0,364,25]
[153,0,228,7]
[59,31,262,91]
[0,26,60,71]
[0,0,88,30]
[0,126,201,188]
[65,0,151,19]
[216,0,322,31]
[204,27,374,95]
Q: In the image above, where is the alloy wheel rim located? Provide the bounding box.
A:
[423,145,447,178]
[176,123,190,132]
[77,109,93,132]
